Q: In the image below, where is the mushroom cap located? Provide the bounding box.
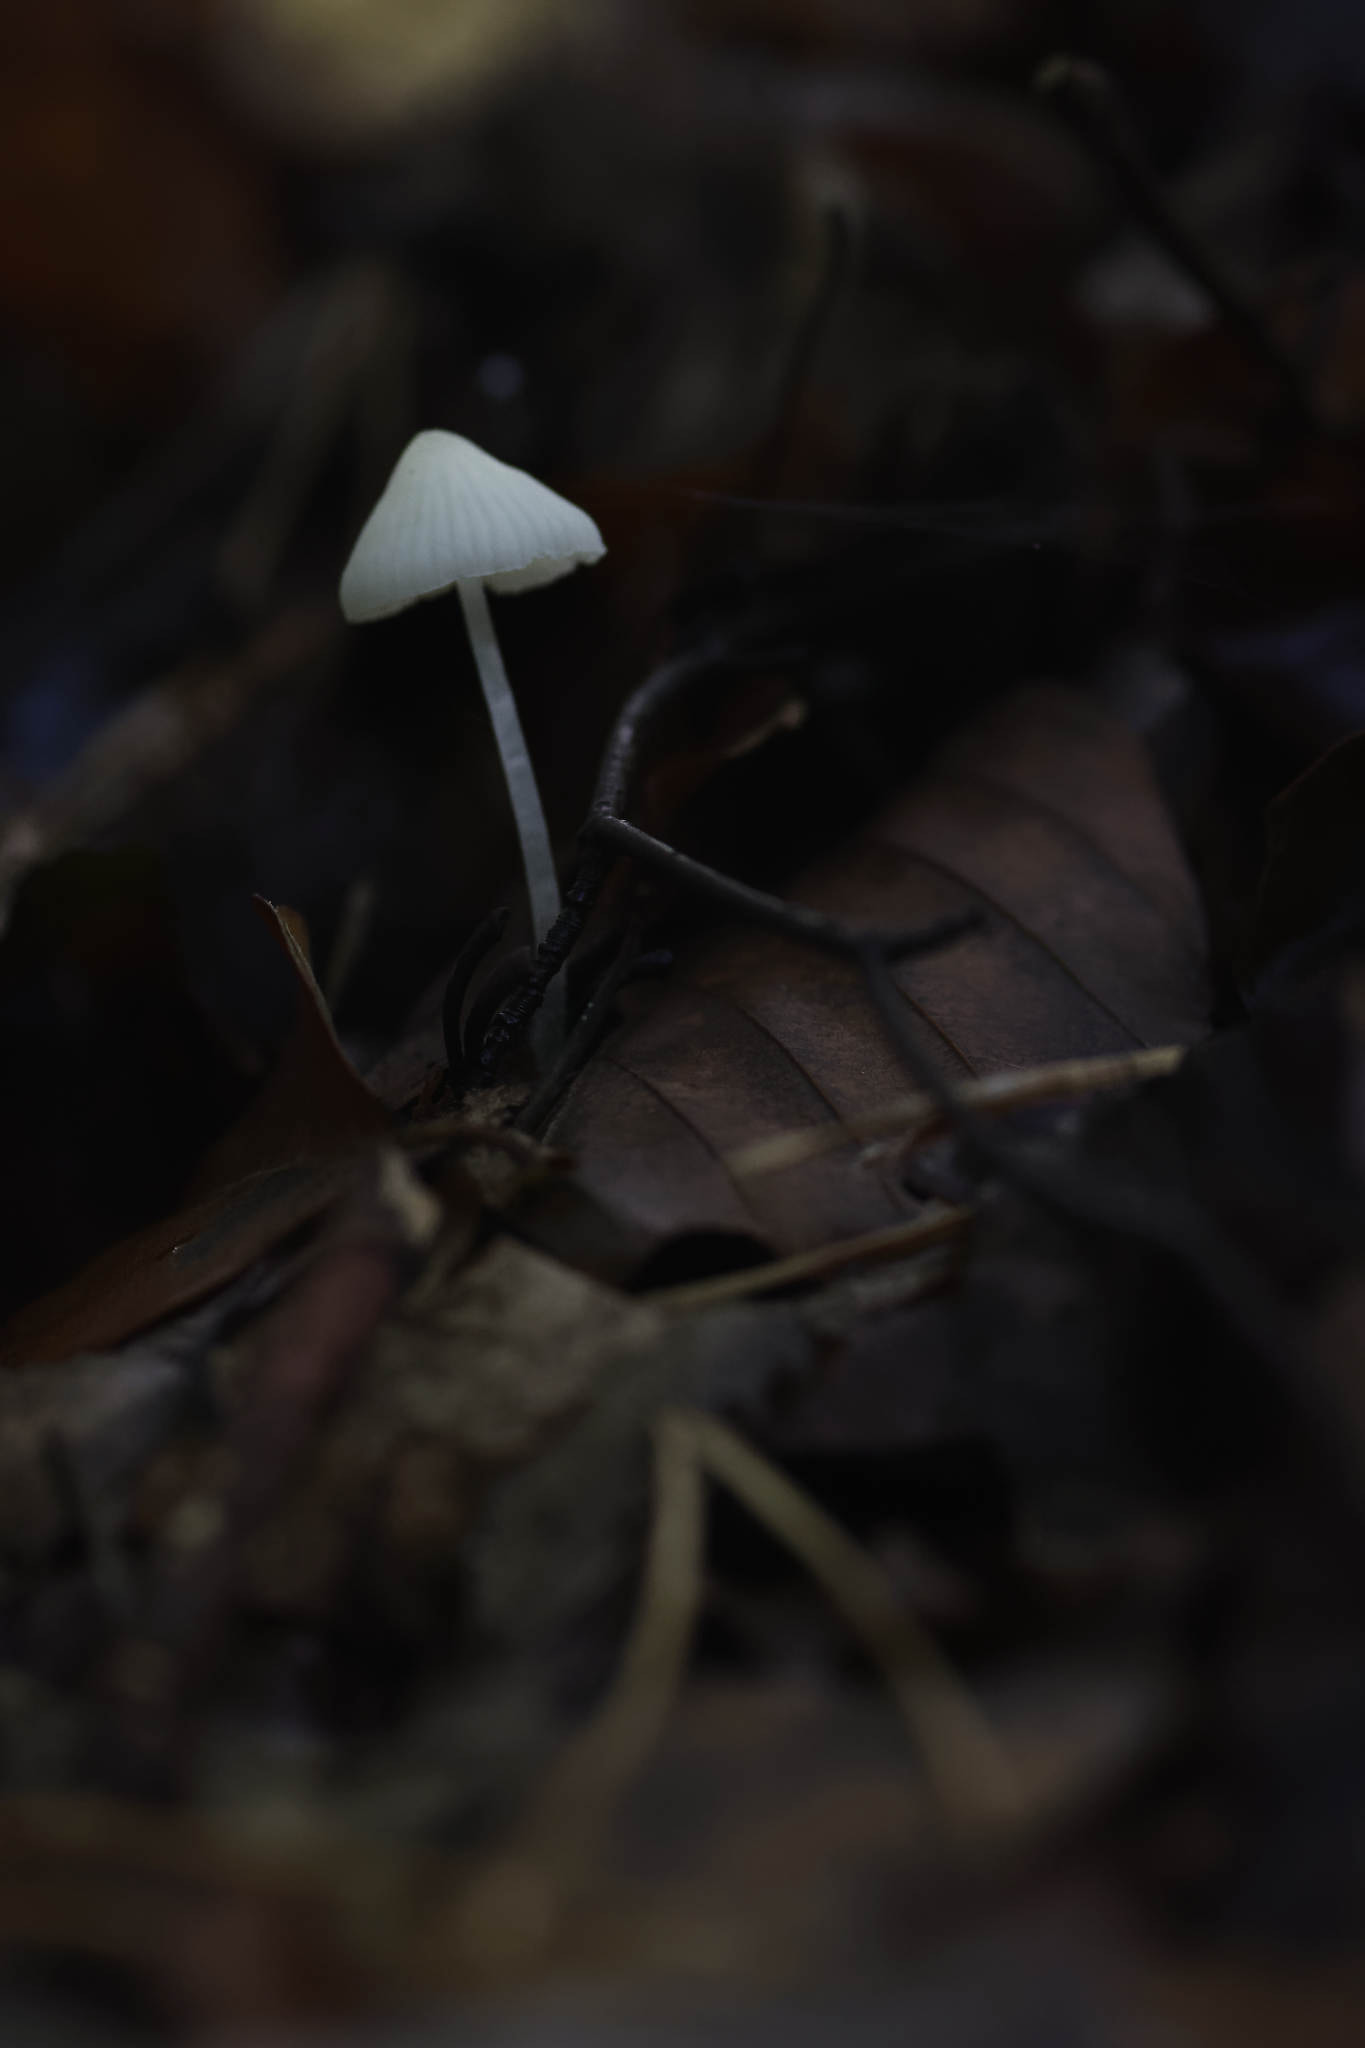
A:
[339,429,606,622]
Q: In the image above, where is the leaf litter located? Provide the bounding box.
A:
[548,682,1210,1258]
[3,9,1365,2042]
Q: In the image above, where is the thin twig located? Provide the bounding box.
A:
[444,1409,706,1976]
[474,642,738,1076]
[474,635,979,1076]
[474,847,614,1079]
[481,637,1313,1443]
[516,1410,708,1851]
[857,944,1365,1591]
[679,1411,1022,1827]
[463,613,1351,1549]
[532,1408,1017,1844]
[854,942,1316,1392]
[726,1045,1188,1180]
[514,921,646,1133]
[443,905,511,1077]
[588,813,982,962]
[644,1204,971,1314]
[455,1401,1018,1965]
[398,1115,566,1169]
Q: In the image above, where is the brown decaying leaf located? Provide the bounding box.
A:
[551,683,1210,1254]
[0,898,392,1368]
[195,898,391,1186]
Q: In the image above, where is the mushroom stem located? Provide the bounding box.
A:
[457,578,562,947]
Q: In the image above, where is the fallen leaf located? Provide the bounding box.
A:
[193,898,390,1187]
[550,683,1210,1253]
[0,899,391,1367]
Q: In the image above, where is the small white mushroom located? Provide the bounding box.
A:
[340,429,605,954]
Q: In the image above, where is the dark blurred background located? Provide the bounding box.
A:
[3,0,1365,1313]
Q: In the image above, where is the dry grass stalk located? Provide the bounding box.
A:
[726,1045,1188,1180]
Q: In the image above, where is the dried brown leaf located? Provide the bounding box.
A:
[552,684,1210,1252]
[0,898,391,1367]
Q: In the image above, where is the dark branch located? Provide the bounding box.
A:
[590,814,981,962]
[442,904,509,1076]
[474,635,980,1079]
[514,921,648,1134]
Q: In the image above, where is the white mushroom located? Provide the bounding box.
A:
[340,429,605,955]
